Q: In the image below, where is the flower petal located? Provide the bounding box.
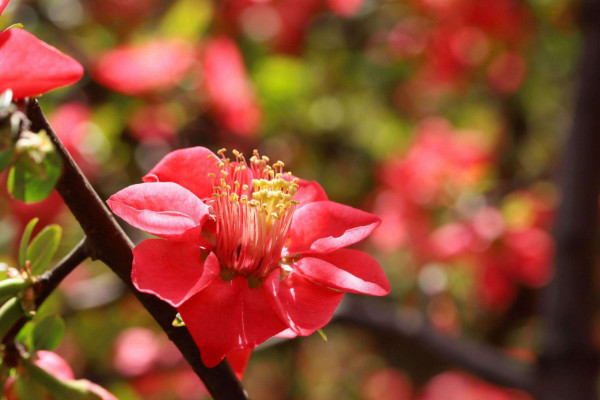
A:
[226,349,252,380]
[142,147,218,200]
[132,240,219,307]
[0,29,83,99]
[178,275,287,367]
[107,182,209,242]
[287,201,381,255]
[265,270,344,336]
[295,249,390,296]
[92,40,194,95]
[294,179,328,208]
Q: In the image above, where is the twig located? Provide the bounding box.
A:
[26,99,250,400]
[335,297,535,393]
[535,0,600,398]
[1,237,90,366]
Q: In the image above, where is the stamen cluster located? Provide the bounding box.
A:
[209,149,299,278]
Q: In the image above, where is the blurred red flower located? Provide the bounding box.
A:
[93,39,195,96]
[107,146,390,367]
[202,37,262,136]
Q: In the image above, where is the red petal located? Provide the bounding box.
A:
[287,201,381,255]
[265,270,344,336]
[107,182,209,242]
[178,275,287,367]
[294,179,328,208]
[142,147,218,200]
[295,249,390,296]
[132,240,219,307]
[226,349,252,380]
[0,0,9,16]
[0,29,83,99]
[93,39,194,95]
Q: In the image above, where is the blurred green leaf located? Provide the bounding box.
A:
[19,218,39,269]
[16,320,34,350]
[32,315,65,351]
[0,148,14,172]
[159,0,212,39]
[7,150,62,203]
[27,225,62,275]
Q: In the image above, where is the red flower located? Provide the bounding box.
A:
[93,39,194,96]
[1,0,83,98]
[108,147,389,367]
[202,37,261,136]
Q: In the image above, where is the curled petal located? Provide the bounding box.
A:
[178,275,287,367]
[107,182,209,242]
[265,270,344,336]
[295,249,390,296]
[0,29,84,99]
[294,179,328,208]
[142,147,218,200]
[132,240,219,307]
[287,201,381,255]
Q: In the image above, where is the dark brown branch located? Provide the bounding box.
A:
[26,100,250,400]
[335,297,535,393]
[535,0,600,398]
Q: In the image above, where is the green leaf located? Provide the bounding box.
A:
[31,315,65,351]
[27,225,62,275]
[0,278,29,300]
[0,298,25,341]
[16,321,34,350]
[7,150,63,203]
[0,148,14,172]
[19,218,39,269]
[159,0,212,39]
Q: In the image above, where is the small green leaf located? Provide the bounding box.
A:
[7,150,63,203]
[19,218,39,269]
[16,321,34,350]
[27,225,62,275]
[0,298,25,341]
[0,278,29,300]
[0,148,14,172]
[31,315,65,351]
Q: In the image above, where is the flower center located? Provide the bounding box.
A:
[209,149,299,278]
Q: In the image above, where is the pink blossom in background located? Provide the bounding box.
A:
[93,40,195,95]
[327,0,365,17]
[128,103,178,143]
[362,368,413,400]
[108,146,389,367]
[202,37,262,136]
[418,371,531,400]
[486,52,527,94]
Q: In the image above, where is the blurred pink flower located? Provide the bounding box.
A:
[202,36,261,136]
[418,371,531,400]
[93,40,195,95]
